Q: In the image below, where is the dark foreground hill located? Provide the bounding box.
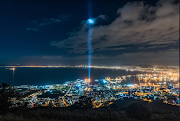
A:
[0,99,179,121]
[112,98,179,113]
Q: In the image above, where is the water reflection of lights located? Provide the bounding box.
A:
[136,73,179,83]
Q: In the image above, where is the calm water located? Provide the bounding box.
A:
[0,67,148,86]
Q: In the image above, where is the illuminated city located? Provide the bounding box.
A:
[1,64,178,108]
[0,0,179,120]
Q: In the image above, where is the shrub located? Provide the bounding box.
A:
[0,83,20,115]
[119,107,127,110]
[71,96,93,108]
[126,103,151,120]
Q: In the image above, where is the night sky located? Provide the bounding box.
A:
[0,0,179,66]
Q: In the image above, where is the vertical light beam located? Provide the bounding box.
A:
[87,1,93,81]
[88,24,92,80]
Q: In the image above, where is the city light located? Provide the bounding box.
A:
[85,78,91,82]
[12,67,15,71]
[127,84,133,87]
[102,79,107,84]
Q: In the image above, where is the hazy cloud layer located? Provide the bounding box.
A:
[51,0,179,53]
[24,49,178,61]
[22,48,178,66]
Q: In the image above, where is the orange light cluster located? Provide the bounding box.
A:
[85,79,91,82]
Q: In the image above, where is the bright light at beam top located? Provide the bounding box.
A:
[87,18,95,24]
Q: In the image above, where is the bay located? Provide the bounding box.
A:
[0,67,148,86]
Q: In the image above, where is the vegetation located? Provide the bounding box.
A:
[0,106,179,121]
[1,107,129,121]
[72,96,93,108]
[0,83,20,115]
[126,103,151,120]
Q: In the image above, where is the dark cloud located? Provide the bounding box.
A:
[28,14,71,28]
[51,0,179,54]
[58,14,71,21]
[38,18,61,27]
[26,28,38,31]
